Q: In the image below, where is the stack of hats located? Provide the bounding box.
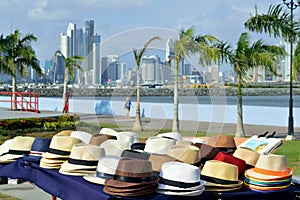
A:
[40,135,82,169]
[0,136,35,163]
[201,160,243,191]
[157,162,206,196]
[59,143,105,176]
[83,155,122,185]
[103,158,158,197]
[206,135,236,152]
[23,138,51,163]
[244,154,293,192]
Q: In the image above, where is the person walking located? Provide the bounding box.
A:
[124,97,132,119]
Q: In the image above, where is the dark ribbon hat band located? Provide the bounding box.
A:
[8,149,30,155]
[48,148,70,156]
[113,175,157,183]
[158,177,200,188]
[68,158,98,166]
[96,171,113,179]
[201,175,239,185]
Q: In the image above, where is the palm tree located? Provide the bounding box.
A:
[54,50,84,113]
[132,36,161,132]
[169,26,219,133]
[215,32,287,137]
[0,30,42,110]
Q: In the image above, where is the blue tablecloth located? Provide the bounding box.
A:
[0,159,298,200]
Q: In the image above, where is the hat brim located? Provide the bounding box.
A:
[103,185,157,196]
[204,180,243,188]
[60,160,98,170]
[157,180,205,191]
[39,162,63,169]
[40,157,67,164]
[244,181,291,191]
[204,184,243,192]
[156,187,204,196]
[59,169,95,176]
[105,176,158,188]
[83,173,108,185]
[245,168,293,181]
[0,154,23,162]
[42,152,70,159]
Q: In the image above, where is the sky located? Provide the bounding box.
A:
[0,0,285,70]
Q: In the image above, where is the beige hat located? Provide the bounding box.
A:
[148,154,177,173]
[207,135,236,149]
[144,136,176,154]
[59,144,105,176]
[55,130,73,136]
[100,140,126,156]
[157,132,182,141]
[0,136,35,163]
[70,131,92,144]
[233,147,260,166]
[99,128,119,137]
[245,154,293,180]
[116,132,139,149]
[42,136,82,159]
[167,145,200,164]
[201,160,243,191]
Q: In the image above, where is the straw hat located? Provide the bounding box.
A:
[157,162,205,196]
[88,134,109,146]
[157,132,182,141]
[167,144,200,164]
[55,130,73,136]
[83,155,122,185]
[70,131,92,144]
[116,132,139,149]
[0,139,13,156]
[100,140,126,156]
[148,154,177,173]
[201,160,243,191]
[233,147,260,167]
[245,154,293,181]
[23,138,51,163]
[103,158,158,196]
[42,135,82,159]
[214,152,246,175]
[0,136,35,163]
[59,144,105,176]
[144,136,176,154]
[207,135,236,150]
[99,128,119,137]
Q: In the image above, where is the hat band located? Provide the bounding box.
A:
[158,177,200,188]
[8,149,29,155]
[48,148,70,156]
[201,175,239,185]
[68,158,98,166]
[29,151,43,156]
[253,167,291,177]
[96,171,113,179]
[113,175,156,183]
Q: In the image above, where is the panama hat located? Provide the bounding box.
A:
[116,132,139,149]
[0,139,13,156]
[88,134,109,146]
[233,147,260,167]
[144,136,176,154]
[99,128,119,137]
[83,156,122,185]
[42,136,82,159]
[148,154,177,174]
[55,130,73,136]
[157,132,182,141]
[23,138,51,163]
[193,143,220,164]
[100,140,126,156]
[104,158,158,196]
[59,144,105,176]
[70,131,92,144]
[207,135,236,151]
[167,144,200,165]
[201,160,243,191]
[214,152,246,176]
[157,162,205,196]
[245,154,293,181]
[0,136,35,163]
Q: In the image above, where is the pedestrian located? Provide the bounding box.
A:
[124,97,132,118]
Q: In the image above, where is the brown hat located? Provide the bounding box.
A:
[104,158,158,196]
[89,134,109,146]
[193,143,220,163]
[148,154,177,173]
[207,135,236,150]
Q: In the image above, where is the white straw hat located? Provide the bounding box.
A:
[70,131,92,144]
[116,132,139,149]
[100,140,126,156]
[144,136,176,154]
[157,132,182,141]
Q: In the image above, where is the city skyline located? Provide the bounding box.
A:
[0,0,284,67]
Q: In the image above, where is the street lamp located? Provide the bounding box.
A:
[282,0,300,137]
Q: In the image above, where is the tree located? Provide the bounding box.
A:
[132,36,161,132]
[0,30,42,110]
[169,26,219,133]
[215,32,286,137]
[54,50,84,113]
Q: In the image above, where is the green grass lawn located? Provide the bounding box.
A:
[0,193,20,200]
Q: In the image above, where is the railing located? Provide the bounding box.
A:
[0,92,39,113]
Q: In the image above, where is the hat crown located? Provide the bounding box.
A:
[207,135,236,148]
[160,162,200,183]
[97,156,122,175]
[255,154,287,172]
[100,140,124,156]
[233,147,260,166]
[115,158,153,177]
[167,145,200,164]
[50,136,81,151]
[10,136,35,151]
[157,132,182,141]
[116,132,139,148]
[70,143,105,160]
[144,136,176,154]
[70,131,92,144]
[30,138,51,152]
[99,128,119,137]
[201,160,238,181]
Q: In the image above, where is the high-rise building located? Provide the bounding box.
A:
[67,23,77,57]
[92,34,101,84]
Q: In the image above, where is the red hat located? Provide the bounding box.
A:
[214,152,246,175]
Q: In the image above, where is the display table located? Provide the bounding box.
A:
[0,159,298,200]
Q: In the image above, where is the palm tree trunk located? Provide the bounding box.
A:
[133,68,143,131]
[62,68,68,113]
[235,74,245,137]
[172,58,179,132]
[11,76,17,110]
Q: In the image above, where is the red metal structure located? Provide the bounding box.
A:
[0,92,39,113]
[62,93,69,113]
